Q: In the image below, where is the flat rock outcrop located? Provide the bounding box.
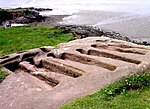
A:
[0,37,150,109]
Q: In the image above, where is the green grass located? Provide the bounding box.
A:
[6,9,25,12]
[60,73,150,109]
[0,71,8,83]
[0,26,73,56]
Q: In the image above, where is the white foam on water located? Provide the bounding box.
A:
[11,24,27,27]
[39,9,79,16]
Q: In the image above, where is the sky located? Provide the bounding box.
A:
[0,0,150,15]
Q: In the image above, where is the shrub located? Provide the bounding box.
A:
[100,73,150,100]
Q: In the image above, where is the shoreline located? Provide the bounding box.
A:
[60,10,150,44]
[30,15,69,26]
[1,7,150,45]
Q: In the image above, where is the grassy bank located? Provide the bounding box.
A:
[0,26,73,56]
[60,73,150,109]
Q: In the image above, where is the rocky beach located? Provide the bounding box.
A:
[61,10,150,44]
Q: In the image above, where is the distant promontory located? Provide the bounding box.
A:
[0,7,53,25]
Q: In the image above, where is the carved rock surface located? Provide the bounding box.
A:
[1,37,150,109]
